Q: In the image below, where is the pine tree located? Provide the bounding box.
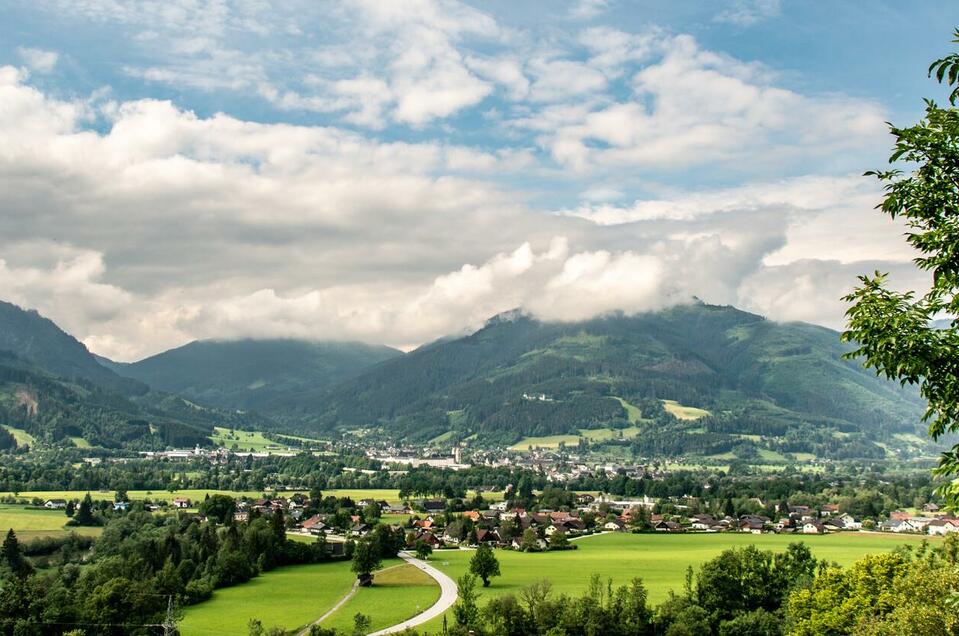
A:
[75,493,95,526]
[2,529,29,577]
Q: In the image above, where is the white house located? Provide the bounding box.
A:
[838,513,862,530]
[802,521,826,534]
[927,519,959,536]
[44,499,67,509]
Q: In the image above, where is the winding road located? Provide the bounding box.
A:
[367,552,458,635]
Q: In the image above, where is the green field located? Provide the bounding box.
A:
[210,427,293,452]
[180,560,358,635]
[321,563,440,633]
[509,433,581,451]
[0,504,102,540]
[509,427,646,451]
[661,399,710,420]
[1,425,35,448]
[181,531,937,636]
[69,436,91,448]
[418,531,939,633]
[614,397,644,423]
[0,488,413,505]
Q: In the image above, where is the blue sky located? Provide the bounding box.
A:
[0,1,957,359]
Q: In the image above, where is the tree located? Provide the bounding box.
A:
[520,527,540,552]
[549,531,569,550]
[351,613,371,636]
[843,30,959,509]
[415,539,433,560]
[74,493,95,526]
[271,509,285,542]
[469,543,501,587]
[65,500,75,518]
[351,538,382,585]
[453,573,480,628]
[199,494,237,524]
[1,530,30,577]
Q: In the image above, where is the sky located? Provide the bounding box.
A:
[1,0,957,361]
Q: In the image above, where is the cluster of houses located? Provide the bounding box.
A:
[880,504,959,535]
[38,490,959,540]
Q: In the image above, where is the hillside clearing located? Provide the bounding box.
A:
[661,399,710,420]
[1,425,35,447]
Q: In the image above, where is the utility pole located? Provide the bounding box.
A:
[163,595,176,636]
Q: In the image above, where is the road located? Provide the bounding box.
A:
[367,552,458,636]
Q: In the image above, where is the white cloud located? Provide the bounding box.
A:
[16,47,59,73]
[465,55,530,100]
[527,34,886,172]
[568,0,611,20]
[0,2,922,362]
[715,0,782,26]
[528,57,609,103]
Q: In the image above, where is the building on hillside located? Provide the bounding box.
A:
[44,499,67,509]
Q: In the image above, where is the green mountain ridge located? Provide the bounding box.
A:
[0,301,264,449]
[308,303,929,459]
[103,338,402,422]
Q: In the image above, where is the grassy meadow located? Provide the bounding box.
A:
[321,563,440,634]
[180,530,938,636]
[210,427,294,452]
[0,504,101,540]
[1,425,35,448]
[0,488,415,505]
[417,531,938,633]
[661,399,710,420]
[179,560,358,635]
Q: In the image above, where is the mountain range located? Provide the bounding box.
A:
[0,300,264,449]
[303,303,929,458]
[0,298,935,460]
[101,339,400,423]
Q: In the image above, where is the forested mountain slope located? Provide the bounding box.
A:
[0,301,263,449]
[104,338,401,421]
[313,303,927,457]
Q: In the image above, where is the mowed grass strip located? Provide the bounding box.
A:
[418,531,939,633]
[179,560,357,636]
[321,563,440,634]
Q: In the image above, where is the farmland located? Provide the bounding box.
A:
[417,531,938,633]
[0,488,412,505]
[180,530,937,636]
[0,504,101,540]
[209,427,294,453]
[320,563,440,634]
[179,560,358,635]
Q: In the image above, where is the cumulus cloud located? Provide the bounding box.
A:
[526,34,887,172]
[0,5,921,362]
